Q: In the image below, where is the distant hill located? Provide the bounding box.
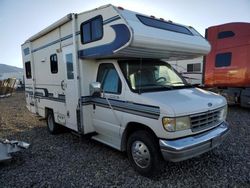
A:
[0,64,23,74]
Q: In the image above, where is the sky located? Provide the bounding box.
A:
[0,0,249,68]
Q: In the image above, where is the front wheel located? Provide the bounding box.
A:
[127,130,163,177]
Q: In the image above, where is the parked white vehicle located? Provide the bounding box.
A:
[168,57,204,85]
[21,4,229,176]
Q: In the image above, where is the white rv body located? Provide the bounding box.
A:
[22,5,229,175]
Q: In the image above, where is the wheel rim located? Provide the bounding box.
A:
[48,114,54,131]
[131,141,151,168]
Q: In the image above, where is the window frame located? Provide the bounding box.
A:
[97,63,122,95]
[80,15,103,44]
[25,61,32,79]
[136,14,193,35]
[215,52,232,68]
[50,54,58,74]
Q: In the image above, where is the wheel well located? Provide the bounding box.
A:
[121,122,158,152]
[45,107,53,118]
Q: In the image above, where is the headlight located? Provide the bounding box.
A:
[162,116,190,132]
[162,118,175,132]
[219,105,228,121]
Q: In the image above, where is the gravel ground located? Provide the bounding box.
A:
[0,91,250,187]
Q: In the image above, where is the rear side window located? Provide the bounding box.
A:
[215,52,232,67]
[23,47,30,56]
[81,16,103,44]
[97,64,121,94]
[82,23,91,43]
[66,54,74,79]
[217,31,235,39]
[50,54,58,74]
[137,15,192,35]
[25,61,32,79]
[187,63,201,72]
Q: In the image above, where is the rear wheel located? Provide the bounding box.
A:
[127,130,163,177]
[47,110,60,134]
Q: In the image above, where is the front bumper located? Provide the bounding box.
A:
[159,121,230,162]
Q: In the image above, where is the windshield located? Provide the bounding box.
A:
[119,59,189,93]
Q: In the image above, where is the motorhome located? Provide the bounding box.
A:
[22,4,229,176]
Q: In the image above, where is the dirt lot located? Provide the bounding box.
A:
[0,91,250,187]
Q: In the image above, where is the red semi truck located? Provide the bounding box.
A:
[204,22,250,108]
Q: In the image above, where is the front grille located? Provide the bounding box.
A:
[190,109,221,132]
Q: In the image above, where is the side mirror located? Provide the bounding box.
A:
[89,82,101,97]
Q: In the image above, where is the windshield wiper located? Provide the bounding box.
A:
[172,82,194,88]
[136,84,173,93]
[158,85,173,90]
[171,82,185,85]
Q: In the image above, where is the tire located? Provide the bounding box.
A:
[127,130,163,177]
[47,110,60,134]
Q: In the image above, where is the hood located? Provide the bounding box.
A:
[140,88,226,116]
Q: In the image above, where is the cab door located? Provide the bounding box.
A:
[92,63,123,140]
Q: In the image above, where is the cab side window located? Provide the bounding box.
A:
[97,64,121,94]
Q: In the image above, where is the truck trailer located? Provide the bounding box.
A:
[204,22,250,108]
[22,4,230,176]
